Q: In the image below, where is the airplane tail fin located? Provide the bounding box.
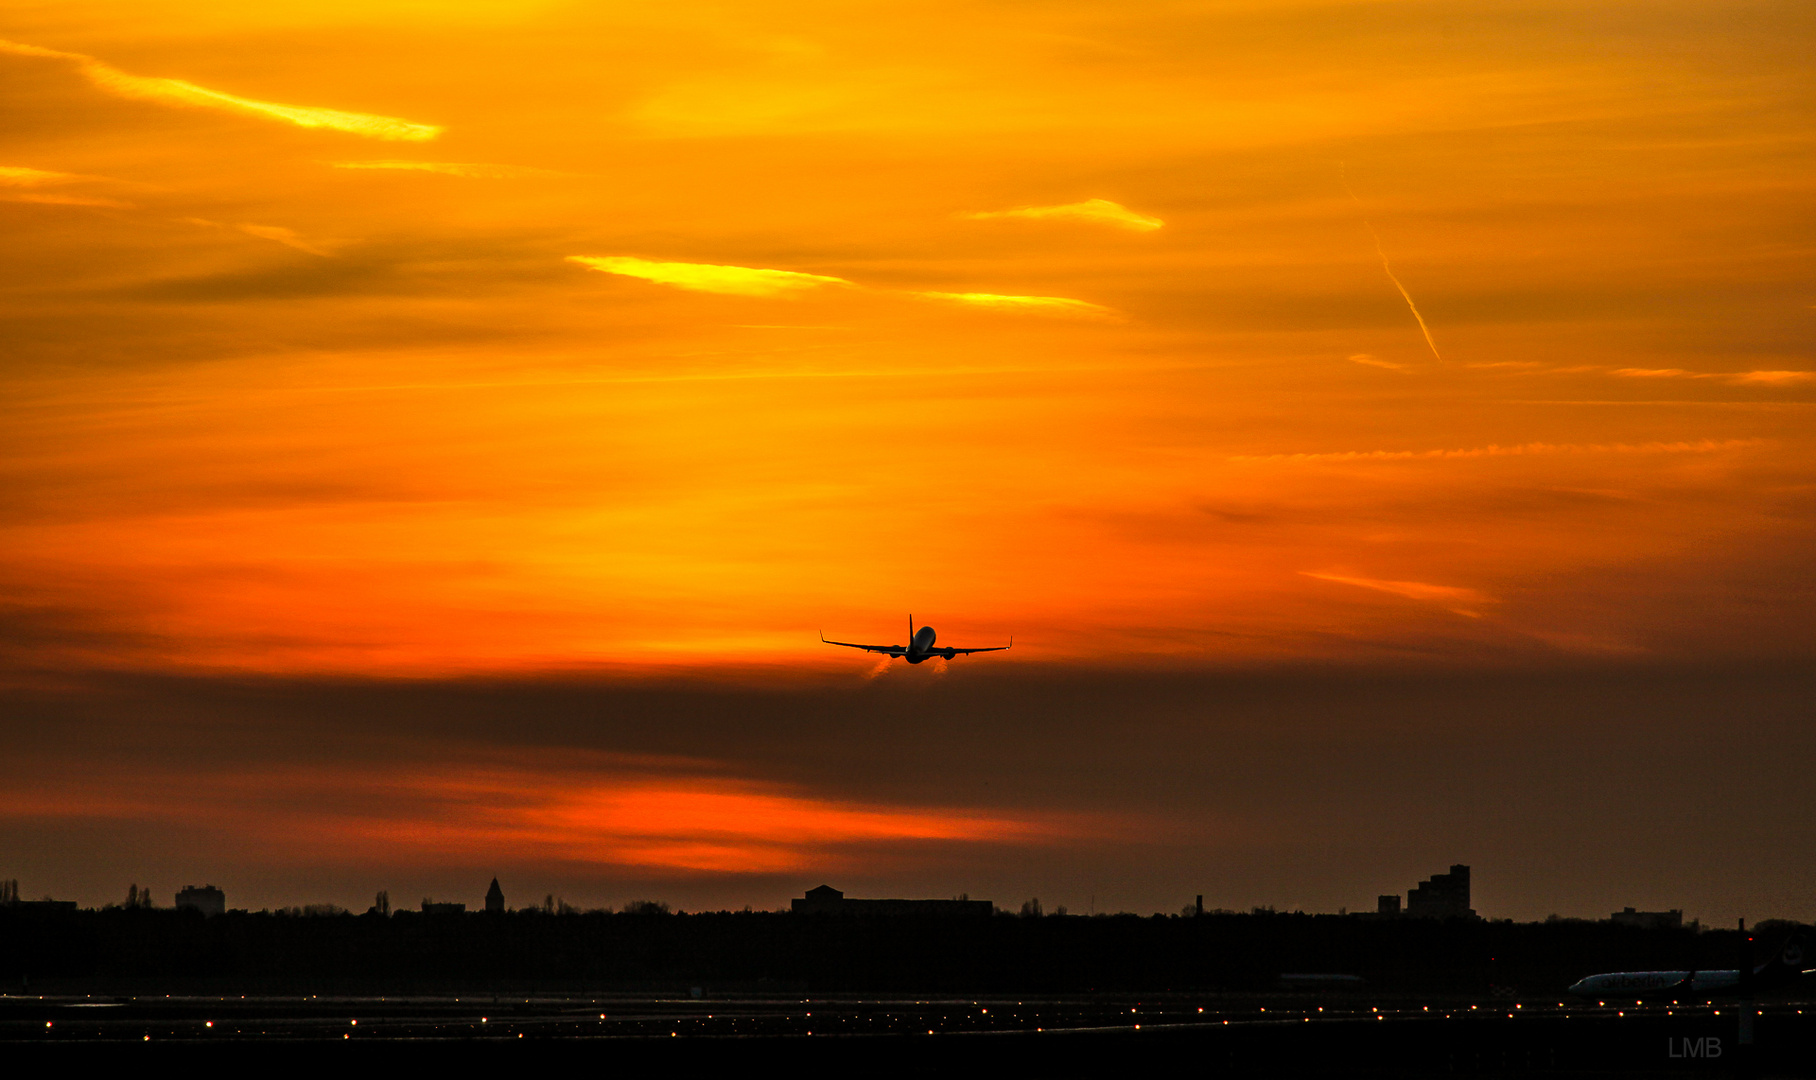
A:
[1756,929,1812,985]
[1775,930,1809,972]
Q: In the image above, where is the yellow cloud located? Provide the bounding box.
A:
[917,291,1114,318]
[963,198,1162,231]
[1301,571,1493,618]
[0,38,439,141]
[333,160,565,178]
[568,255,850,297]
[0,165,89,186]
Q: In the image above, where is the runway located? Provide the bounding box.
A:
[6,990,1813,1072]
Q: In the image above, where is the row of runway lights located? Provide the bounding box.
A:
[36,1001,1805,1040]
[16,991,1813,1013]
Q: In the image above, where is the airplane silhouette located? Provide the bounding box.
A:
[1569,928,1811,998]
[821,615,1011,663]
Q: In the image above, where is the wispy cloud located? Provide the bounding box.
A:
[1731,370,1815,386]
[0,191,129,207]
[1349,352,1413,373]
[917,291,1114,318]
[1613,367,1814,387]
[1467,362,1611,375]
[333,160,566,178]
[1233,438,1757,463]
[1301,571,1492,617]
[1610,367,1694,379]
[2,757,1090,875]
[963,197,1162,232]
[568,255,851,297]
[1,165,129,206]
[0,165,92,187]
[236,223,335,256]
[183,217,338,256]
[0,38,439,141]
[0,164,131,206]
[567,254,1110,314]
[1472,362,1814,389]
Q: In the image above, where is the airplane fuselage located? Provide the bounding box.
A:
[1568,969,1741,998]
[905,624,944,663]
[1568,930,1811,999]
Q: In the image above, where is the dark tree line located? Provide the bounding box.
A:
[2,905,1789,996]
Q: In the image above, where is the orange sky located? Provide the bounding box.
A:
[2,1,1813,915]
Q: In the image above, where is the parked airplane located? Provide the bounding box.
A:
[1568,929,1810,999]
[821,616,1010,663]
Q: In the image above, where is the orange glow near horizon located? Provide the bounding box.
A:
[0,758,1101,875]
[0,1,1812,678]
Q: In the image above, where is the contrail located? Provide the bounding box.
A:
[1342,168,1441,362]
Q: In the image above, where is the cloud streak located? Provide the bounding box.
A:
[1232,438,1758,463]
[1,758,1088,875]
[568,255,851,297]
[0,38,439,141]
[569,257,1110,315]
[916,291,1114,318]
[183,217,339,256]
[0,165,92,187]
[964,198,1162,232]
[1613,367,1814,387]
[0,164,131,206]
[1349,352,1413,373]
[1301,571,1493,617]
[1,192,129,207]
[333,160,566,178]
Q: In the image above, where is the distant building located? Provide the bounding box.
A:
[1610,907,1682,930]
[421,899,466,915]
[175,885,226,916]
[1377,894,1401,916]
[485,878,505,913]
[791,884,992,918]
[1405,865,1475,919]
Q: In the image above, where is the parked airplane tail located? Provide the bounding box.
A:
[1758,929,1811,986]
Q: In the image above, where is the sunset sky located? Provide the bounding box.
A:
[2,1,1812,922]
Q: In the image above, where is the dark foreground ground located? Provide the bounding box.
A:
[4,991,1814,1075]
[6,909,1813,1072]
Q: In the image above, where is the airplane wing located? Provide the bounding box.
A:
[820,633,905,656]
[942,635,1013,655]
